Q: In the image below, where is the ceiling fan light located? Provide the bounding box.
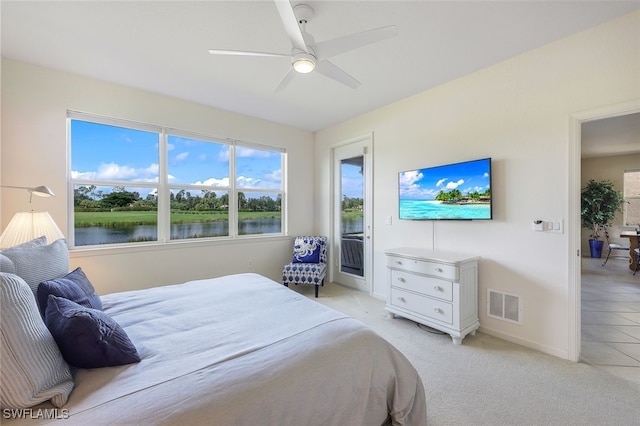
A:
[292,53,315,73]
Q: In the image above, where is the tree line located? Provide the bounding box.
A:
[435,188,491,203]
[74,186,281,212]
[342,195,363,211]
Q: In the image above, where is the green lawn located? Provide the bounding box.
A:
[74,210,280,227]
[75,209,360,227]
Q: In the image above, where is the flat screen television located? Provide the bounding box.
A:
[399,157,492,220]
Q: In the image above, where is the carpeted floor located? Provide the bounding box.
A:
[287,282,640,425]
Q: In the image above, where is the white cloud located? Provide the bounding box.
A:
[237,175,263,187]
[399,171,434,198]
[445,179,464,190]
[265,168,281,182]
[192,177,230,187]
[175,152,189,161]
[71,162,159,182]
[236,147,271,158]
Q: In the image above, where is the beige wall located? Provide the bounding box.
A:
[1,59,315,294]
[315,11,640,358]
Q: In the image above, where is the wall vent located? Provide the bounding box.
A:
[487,289,522,325]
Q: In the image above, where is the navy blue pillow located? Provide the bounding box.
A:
[292,239,322,263]
[38,267,102,318]
[44,295,141,369]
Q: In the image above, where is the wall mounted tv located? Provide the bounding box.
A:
[399,158,492,220]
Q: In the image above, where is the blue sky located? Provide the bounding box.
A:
[70,120,281,192]
[399,159,491,200]
[342,162,363,199]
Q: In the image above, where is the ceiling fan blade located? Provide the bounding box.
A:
[275,68,296,92]
[274,0,309,54]
[314,60,360,89]
[208,49,289,58]
[315,25,397,60]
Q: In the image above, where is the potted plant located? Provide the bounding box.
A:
[581,179,624,258]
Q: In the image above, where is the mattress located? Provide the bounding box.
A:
[6,273,426,425]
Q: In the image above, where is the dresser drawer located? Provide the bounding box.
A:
[387,255,457,280]
[390,288,453,325]
[390,270,453,301]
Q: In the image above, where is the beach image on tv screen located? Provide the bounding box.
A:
[399,158,492,220]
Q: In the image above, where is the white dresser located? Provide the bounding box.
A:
[384,247,480,344]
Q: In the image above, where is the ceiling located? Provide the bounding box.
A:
[1,1,639,135]
[582,113,640,159]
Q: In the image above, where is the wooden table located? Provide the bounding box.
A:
[621,231,639,271]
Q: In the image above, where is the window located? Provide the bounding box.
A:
[69,113,286,247]
[624,169,640,227]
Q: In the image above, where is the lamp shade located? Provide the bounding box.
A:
[0,212,65,249]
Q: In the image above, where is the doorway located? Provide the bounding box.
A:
[569,100,640,362]
[332,135,372,293]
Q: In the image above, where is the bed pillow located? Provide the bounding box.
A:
[38,267,102,318]
[45,295,141,369]
[0,238,69,296]
[292,238,322,263]
[0,236,47,273]
[0,273,74,409]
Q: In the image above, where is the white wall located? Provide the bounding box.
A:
[1,59,315,294]
[315,11,640,358]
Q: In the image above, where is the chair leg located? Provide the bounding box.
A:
[602,249,611,266]
[314,284,319,298]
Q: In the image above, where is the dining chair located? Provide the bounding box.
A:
[601,227,630,266]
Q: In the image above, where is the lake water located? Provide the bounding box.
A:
[342,216,363,234]
[399,199,491,220]
[75,215,364,246]
[75,218,278,246]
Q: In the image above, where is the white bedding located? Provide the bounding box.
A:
[7,273,426,425]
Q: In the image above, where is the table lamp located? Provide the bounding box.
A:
[0,212,65,249]
[0,184,64,248]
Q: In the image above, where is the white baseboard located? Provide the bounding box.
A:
[478,326,569,360]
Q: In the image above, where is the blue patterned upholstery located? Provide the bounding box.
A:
[282,236,328,298]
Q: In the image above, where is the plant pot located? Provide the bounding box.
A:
[589,239,604,258]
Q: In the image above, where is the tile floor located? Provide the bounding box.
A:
[581,254,640,384]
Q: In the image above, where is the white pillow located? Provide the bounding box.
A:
[0,236,47,274]
[0,238,69,295]
[0,273,74,409]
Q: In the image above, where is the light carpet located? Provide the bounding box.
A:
[287,282,640,426]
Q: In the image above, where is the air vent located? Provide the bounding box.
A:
[487,289,522,325]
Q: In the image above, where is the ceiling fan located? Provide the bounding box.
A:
[208,1,397,91]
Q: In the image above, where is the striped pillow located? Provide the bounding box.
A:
[0,273,74,409]
[0,236,47,274]
[0,238,69,297]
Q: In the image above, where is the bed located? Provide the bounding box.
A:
[1,240,426,426]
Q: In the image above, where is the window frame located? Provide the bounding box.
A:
[67,111,287,249]
[623,168,640,227]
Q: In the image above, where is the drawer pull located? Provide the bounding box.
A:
[397,297,405,303]
[435,267,444,273]
[433,307,441,314]
[398,277,406,283]
[434,285,441,291]
[395,260,403,265]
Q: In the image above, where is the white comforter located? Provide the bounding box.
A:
[8,273,426,425]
